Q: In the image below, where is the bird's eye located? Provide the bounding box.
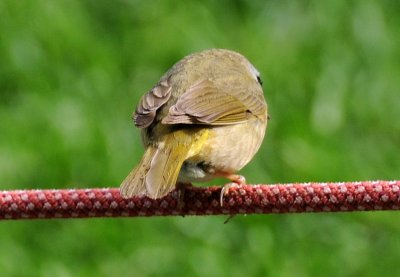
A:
[257,75,263,86]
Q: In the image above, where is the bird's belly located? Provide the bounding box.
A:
[178,117,267,183]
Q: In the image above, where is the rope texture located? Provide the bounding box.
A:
[1,181,399,220]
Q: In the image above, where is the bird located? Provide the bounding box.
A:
[120,49,268,205]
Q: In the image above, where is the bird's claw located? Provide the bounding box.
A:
[220,183,241,207]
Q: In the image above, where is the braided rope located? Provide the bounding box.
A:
[0,181,399,220]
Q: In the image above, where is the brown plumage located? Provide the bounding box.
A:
[120,49,268,199]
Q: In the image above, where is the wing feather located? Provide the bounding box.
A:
[162,79,266,125]
[133,78,172,128]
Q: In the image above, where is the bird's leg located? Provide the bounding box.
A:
[219,174,246,206]
[175,182,193,212]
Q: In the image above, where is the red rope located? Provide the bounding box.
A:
[1,181,399,220]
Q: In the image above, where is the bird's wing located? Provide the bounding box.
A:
[162,79,266,125]
[133,78,172,128]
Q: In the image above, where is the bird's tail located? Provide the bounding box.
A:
[120,130,198,199]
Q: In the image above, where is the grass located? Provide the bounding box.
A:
[0,0,399,276]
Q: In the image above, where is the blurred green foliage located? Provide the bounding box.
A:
[0,0,399,276]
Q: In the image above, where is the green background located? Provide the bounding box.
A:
[1,0,399,276]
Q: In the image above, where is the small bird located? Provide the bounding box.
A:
[120,49,268,204]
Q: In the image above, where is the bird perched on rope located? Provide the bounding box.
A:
[120,49,268,204]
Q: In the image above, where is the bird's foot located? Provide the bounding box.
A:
[176,182,193,212]
[220,174,246,207]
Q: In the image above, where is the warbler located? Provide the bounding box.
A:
[120,49,268,203]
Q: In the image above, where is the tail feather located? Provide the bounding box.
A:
[120,146,157,198]
[120,129,209,199]
[120,140,191,199]
[145,145,188,198]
